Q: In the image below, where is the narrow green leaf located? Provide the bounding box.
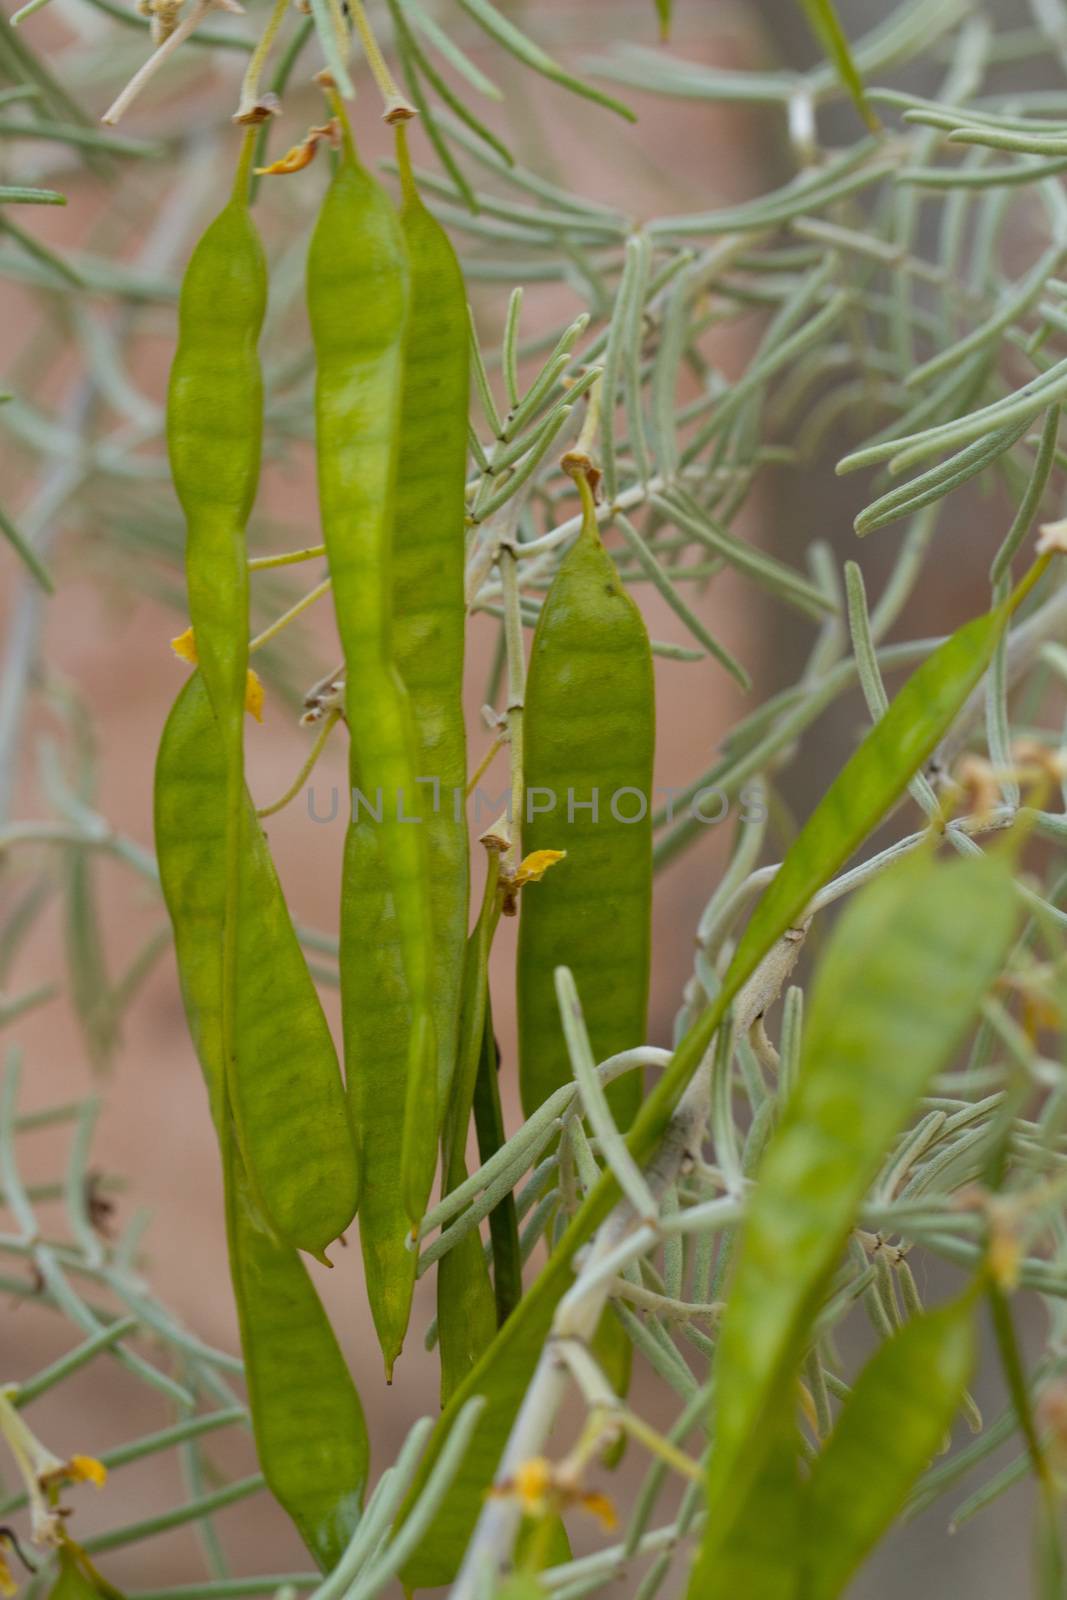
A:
[654,0,672,41]
[0,10,98,139]
[386,0,511,167]
[384,0,483,213]
[396,599,1010,1588]
[405,0,502,98]
[0,245,176,299]
[0,498,52,590]
[0,118,158,155]
[986,1283,1064,1584]
[1,213,84,287]
[11,0,56,26]
[64,841,117,1073]
[690,848,1017,1595]
[854,417,1031,536]
[0,184,65,204]
[795,0,878,130]
[800,1296,976,1600]
[455,0,636,121]
[726,606,1004,987]
[307,0,354,97]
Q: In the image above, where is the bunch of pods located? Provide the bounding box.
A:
[154,105,655,1569]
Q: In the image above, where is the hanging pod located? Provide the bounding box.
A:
[166,139,357,1257]
[308,110,466,1373]
[155,673,365,1568]
[391,123,470,1133]
[517,472,655,1131]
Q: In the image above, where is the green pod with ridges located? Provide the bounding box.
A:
[392,125,469,1108]
[224,1131,367,1571]
[167,149,263,760]
[155,674,366,1567]
[167,140,272,1236]
[307,113,439,1268]
[338,128,471,1375]
[337,818,415,1376]
[156,675,357,1258]
[166,139,353,1256]
[517,475,655,1130]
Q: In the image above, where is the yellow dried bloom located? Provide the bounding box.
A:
[170,628,264,721]
[0,1538,17,1599]
[245,668,264,723]
[170,626,197,663]
[513,850,567,887]
[512,1456,552,1517]
[491,1455,618,1530]
[255,121,339,177]
[67,1456,107,1489]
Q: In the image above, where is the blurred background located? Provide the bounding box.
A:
[0,0,1054,1592]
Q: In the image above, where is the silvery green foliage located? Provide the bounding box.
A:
[2,1,1067,1595]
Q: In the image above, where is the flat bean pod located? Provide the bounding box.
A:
[517,473,655,1129]
[155,674,365,1566]
[392,126,470,1110]
[156,676,357,1257]
[336,129,470,1373]
[168,146,263,760]
[307,118,440,1245]
[166,143,356,1252]
[224,1130,367,1572]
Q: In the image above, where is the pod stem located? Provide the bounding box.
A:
[256,707,341,819]
[560,373,605,545]
[394,120,418,206]
[499,543,526,872]
[574,470,599,543]
[325,84,359,165]
[232,126,258,205]
[248,575,332,654]
[349,0,416,122]
[234,0,290,123]
[1006,548,1054,616]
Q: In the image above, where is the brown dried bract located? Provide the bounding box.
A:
[85,1172,117,1240]
[255,119,340,177]
[233,91,281,126]
[560,446,603,499]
